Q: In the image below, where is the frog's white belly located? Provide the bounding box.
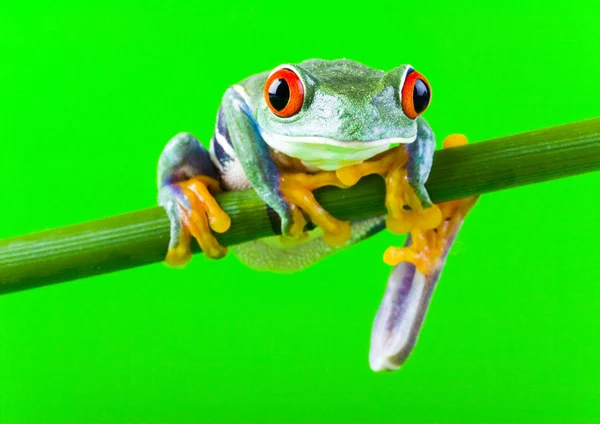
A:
[260,130,416,171]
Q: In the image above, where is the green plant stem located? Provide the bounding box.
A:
[1,118,600,295]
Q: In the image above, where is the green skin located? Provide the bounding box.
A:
[158,59,467,372]
[226,59,435,233]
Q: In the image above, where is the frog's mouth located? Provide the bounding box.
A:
[260,131,416,171]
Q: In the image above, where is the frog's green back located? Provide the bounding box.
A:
[299,59,384,85]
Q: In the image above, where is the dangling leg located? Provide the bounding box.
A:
[158,133,231,266]
[369,133,479,371]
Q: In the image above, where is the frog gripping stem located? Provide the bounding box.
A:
[158,133,231,266]
[154,62,484,372]
[278,171,352,246]
[335,144,442,235]
[165,175,230,264]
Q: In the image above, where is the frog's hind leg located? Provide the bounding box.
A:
[369,196,478,371]
[369,134,479,371]
[158,133,231,266]
[232,217,386,273]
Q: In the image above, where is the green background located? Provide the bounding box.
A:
[1,1,599,422]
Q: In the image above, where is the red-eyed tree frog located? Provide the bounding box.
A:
[157,59,478,371]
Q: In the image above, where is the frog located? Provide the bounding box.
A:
[157,59,478,372]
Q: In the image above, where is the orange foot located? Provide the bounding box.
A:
[382,134,479,275]
[279,171,352,246]
[165,175,231,266]
[335,145,442,235]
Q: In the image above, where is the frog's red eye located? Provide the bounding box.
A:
[401,69,431,119]
[264,68,304,118]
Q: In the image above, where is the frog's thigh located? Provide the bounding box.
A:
[232,217,386,272]
[370,133,478,371]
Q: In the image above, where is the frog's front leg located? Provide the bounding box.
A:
[158,133,231,265]
[278,172,352,245]
[335,117,443,234]
[221,87,351,245]
[382,133,477,272]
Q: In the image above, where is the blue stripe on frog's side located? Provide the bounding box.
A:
[209,107,237,173]
[218,86,292,225]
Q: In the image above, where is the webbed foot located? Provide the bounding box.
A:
[279,171,351,246]
[160,175,231,266]
[383,196,478,273]
[383,134,476,273]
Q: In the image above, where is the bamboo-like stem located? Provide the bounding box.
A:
[1,118,600,295]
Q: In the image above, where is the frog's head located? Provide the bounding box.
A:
[256,59,432,171]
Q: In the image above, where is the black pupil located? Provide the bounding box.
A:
[268,78,290,111]
[413,79,430,114]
